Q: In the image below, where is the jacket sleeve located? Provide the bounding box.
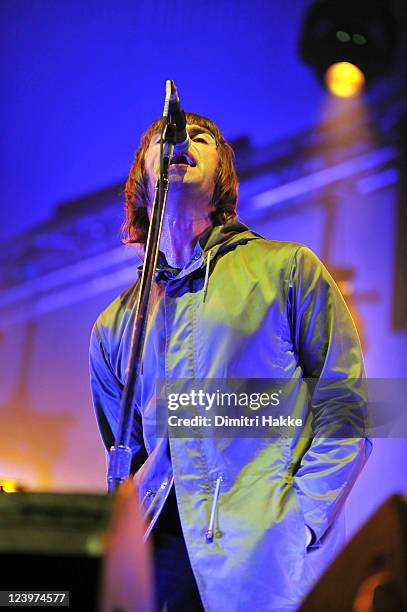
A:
[89,322,148,479]
[288,245,372,543]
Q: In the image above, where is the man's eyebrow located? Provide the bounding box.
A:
[187,126,215,138]
[150,125,215,143]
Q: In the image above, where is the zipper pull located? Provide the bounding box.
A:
[202,250,212,303]
[205,476,222,543]
[140,489,155,508]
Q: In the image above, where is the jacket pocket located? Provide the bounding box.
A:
[290,483,323,558]
[289,483,309,556]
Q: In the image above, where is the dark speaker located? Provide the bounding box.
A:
[299,494,407,612]
[0,492,114,611]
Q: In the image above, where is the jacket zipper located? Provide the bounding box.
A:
[205,475,222,542]
[143,479,169,519]
[140,488,155,509]
[142,477,173,542]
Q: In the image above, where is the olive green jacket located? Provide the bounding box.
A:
[90,220,371,611]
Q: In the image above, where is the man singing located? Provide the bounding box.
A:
[90,110,371,611]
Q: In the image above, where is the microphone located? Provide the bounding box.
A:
[168,80,191,155]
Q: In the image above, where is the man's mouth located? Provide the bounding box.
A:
[169,153,196,167]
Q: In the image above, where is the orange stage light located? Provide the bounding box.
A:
[324,62,365,98]
[0,479,18,493]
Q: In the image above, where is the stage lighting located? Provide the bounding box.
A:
[325,62,365,98]
[299,0,397,97]
[0,479,18,493]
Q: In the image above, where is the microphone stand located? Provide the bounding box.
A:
[107,101,176,494]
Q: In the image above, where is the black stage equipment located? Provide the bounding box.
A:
[0,492,113,611]
[299,494,407,611]
[299,0,398,87]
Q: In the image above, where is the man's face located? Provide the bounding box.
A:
[144,123,219,204]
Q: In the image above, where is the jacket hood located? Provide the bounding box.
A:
[197,219,262,252]
[135,218,262,272]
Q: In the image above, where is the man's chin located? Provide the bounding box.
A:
[168,175,198,187]
[168,169,191,181]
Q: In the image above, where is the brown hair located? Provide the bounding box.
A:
[122,112,238,244]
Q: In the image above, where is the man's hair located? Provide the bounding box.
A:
[122,112,238,244]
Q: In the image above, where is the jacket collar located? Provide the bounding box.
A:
[197,219,254,252]
[136,219,262,280]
